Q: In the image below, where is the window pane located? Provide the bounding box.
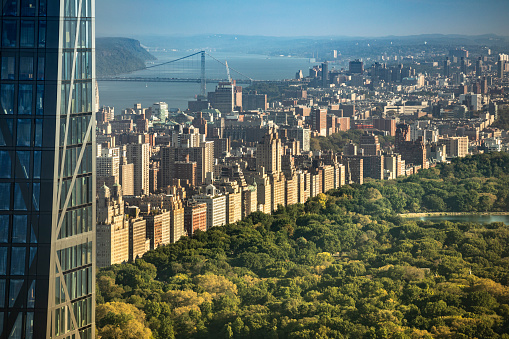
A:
[33,151,41,179]
[14,183,27,211]
[25,312,34,339]
[39,0,46,16]
[0,183,11,210]
[1,84,15,114]
[3,0,17,16]
[9,279,24,307]
[2,21,17,47]
[11,247,26,275]
[12,215,27,243]
[9,312,22,338]
[16,151,30,179]
[38,20,46,47]
[36,85,44,115]
[0,151,11,178]
[30,217,37,243]
[32,183,40,211]
[0,248,7,274]
[20,20,35,47]
[37,58,45,81]
[0,216,8,243]
[17,119,31,147]
[1,57,15,80]
[0,119,13,146]
[18,85,33,115]
[27,281,35,308]
[29,247,36,266]
[21,0,36,16]
[19,57,34,81]
[34,119,42,146]
[0,280,5,307]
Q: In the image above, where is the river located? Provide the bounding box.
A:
[97,50,322,112]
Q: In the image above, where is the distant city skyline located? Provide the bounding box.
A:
[97,0,509,38]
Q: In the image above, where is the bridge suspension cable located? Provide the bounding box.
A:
[204,52,253,81]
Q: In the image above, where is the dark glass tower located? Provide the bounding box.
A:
[0,0,96,338]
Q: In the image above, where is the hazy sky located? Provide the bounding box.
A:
[96,0,509,37]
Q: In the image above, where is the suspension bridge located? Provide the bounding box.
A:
[97,51,256,96]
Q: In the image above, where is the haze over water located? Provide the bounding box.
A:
[98,50,321,112]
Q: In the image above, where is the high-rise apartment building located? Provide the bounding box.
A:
[192,185,226,230]
[321,62,328,87]
[126,143,150,196]
[349,59,364,74]
[208,82,234,114]
[160,141,214,187]
[313,108,327,137]
[152,102,168,122]
[96,185,129,268]
[0,0,96,337]
[444,57,451,77]
[256,129,282,175]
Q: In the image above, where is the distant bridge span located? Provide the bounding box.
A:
[98,51,258,93]
[97,77,254,85]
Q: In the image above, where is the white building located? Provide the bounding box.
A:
[193,185,227,230]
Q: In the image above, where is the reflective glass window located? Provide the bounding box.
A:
[33,151,41,179]
[9,312,22,337]
[29,247,36,266]
[0,151,11,178]
[25,312,34,338]
[9,279,24,307]
[21,0,36,16]
[1,84,15,114]
[14,183,27,211]
[39,0,46,16]
[27,281,35,308]
[19,57,34,80]
[12,215,27,243]
[0,280,5,307]
[36,85,44,115]
[11,247,26,275]
[0,216,8,243]
[32,183,39,211]
[38,20,46,47]
[30,217,37,243]
[18,84,33,115]
[0,248,7,274]
[17,119,32,146]
[3,0,17,16]
[1,57,15,80]
[34,119,42,146]
[37,58,44,81]
[16,151,30,178]
[2,21,17,47]
[0,183,10,210]
[20,20,35,47]
[0,119,14,146]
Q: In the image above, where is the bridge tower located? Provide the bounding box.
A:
[200,51,206,98]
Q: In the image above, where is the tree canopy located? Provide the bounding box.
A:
[97,153,509,339]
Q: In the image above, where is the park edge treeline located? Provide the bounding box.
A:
[96,152,509,339]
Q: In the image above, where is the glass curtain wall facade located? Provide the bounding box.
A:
[0,0,96,338]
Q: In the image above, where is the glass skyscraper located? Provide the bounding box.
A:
[0,0,96,338]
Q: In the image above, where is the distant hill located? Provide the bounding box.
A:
[96,37,156,76]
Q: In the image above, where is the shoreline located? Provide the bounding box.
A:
[400,212,509,218]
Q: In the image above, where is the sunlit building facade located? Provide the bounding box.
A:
[0,0,96,337]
